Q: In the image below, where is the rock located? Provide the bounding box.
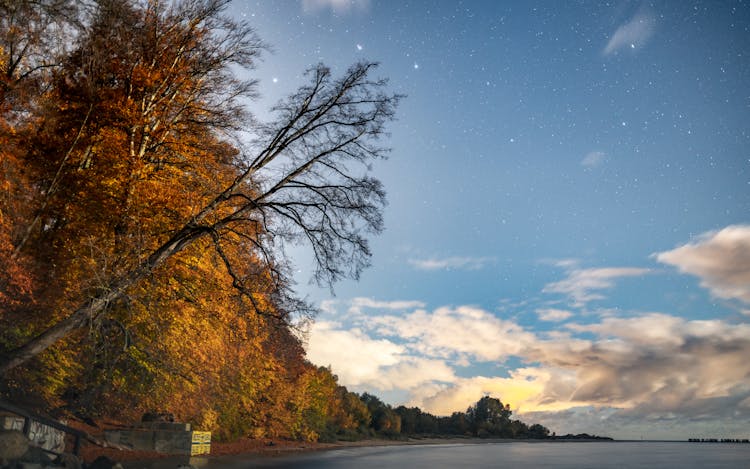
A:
[16,463,45,469]
[0,430,30,462]
[20,445,51,465]
[52,453,82,469]
[85,456,122,469]
[15,463,45,469]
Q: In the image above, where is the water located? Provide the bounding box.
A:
[131,442,750,468]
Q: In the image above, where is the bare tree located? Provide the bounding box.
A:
[0,0,400,373]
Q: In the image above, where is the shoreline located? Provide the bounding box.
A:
[110,437,619,468]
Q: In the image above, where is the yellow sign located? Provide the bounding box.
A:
[190,431,211,455]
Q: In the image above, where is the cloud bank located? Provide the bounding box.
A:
[656,225,750,304]
[306,226,750,438]
[308,301,750,437]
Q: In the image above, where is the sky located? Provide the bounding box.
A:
[227,0,750,440]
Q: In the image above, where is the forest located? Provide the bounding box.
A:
[0,0,551,443]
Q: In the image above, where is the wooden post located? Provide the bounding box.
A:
[22,416,31,436]
[74,435,81,455]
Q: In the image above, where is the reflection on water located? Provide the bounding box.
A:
[127,442,750,469]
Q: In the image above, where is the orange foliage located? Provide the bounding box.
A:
[1,0,388,444]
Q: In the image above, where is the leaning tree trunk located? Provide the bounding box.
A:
[0,225,206,374]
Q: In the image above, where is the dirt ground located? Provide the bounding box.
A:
[80,433,486,465]
[68,418,437,465]
[67,418,511,466]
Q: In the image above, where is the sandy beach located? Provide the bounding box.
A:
[85,436,495,468]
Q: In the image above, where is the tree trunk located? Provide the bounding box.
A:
[0,225,205,374]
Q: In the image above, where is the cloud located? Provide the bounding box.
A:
[306,321,404,386]
[405,313,750,425]
[377,358,456,391]
[348,297,426,315]
[301,0,369,15]
[552,259,579,268]
[603,9,656,55]
[536,308,573,322]
[413,370,552,416]
[543,266,650,307]
[655,225,750,304]
[306,320,457,393]
[307,297,750,439]
[525,404,750,440]
[527,315,750,415]
[308,302,538,393]
[408,256,495,271]
[372,305,536,362]
[581,151,606,168]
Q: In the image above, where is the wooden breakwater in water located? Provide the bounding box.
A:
[688,438,749,443]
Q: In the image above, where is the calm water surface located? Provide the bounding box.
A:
[163,442,750,469]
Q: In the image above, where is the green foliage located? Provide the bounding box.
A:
[391,396,551,440]
[467,396,513,437]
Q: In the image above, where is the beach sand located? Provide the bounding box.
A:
[84,436,492,468]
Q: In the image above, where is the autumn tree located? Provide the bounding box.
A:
[0,0,79,304]
[0,0,400,377]
[360,392,401,436]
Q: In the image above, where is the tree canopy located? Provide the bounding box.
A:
[0,0,560,445]
[0,0,402,441]
[1,0,399,374]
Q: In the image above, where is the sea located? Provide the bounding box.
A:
[131,441,750,468]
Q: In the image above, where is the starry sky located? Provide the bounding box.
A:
[227,0,750,440]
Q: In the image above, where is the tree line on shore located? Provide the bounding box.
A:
[357,394,553,442]
[0,0,558,444]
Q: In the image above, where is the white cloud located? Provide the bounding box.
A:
[543,266,650,307]
[408,256,495,271]
[536,308,574,322]
[301,0,369,15]
[603,9,656,56]
[319,299,338,314]
[567,312,686,347]
[348,297,425,315]
[552,259,579,268]
[408,311,750,424]
[655,225,750,304]
[306,321,404,386]
[372,305,536,362]
[377,358,456,391]
[306,297,750,439]
[581,151,606,168]
[307,321,457,393]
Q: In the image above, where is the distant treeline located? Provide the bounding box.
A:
[330,393,553,442]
